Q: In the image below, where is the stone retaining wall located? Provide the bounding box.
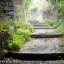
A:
[0,0,16,19]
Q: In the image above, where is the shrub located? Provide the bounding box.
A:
[8,28,31,50]
[0,21,13,54]
[0,21,10,31]
[0,18,33,51]
[21,21,34,32]
[8,43,20,50]
[0,19,15,32]
[17,28,31,40]
[14,20,34,32]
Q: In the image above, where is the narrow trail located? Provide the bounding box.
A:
[17,21,64,53]
[18,38,62,53]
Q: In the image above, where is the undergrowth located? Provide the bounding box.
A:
[0,18,34,51]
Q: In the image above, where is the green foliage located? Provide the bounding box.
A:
[17,28,31,40]
[47,0,64,19]
[45,19,64,34]
[57,21,64,34]
[8,28,31,50]
[46,0,64,34]
[26,0,32,10]
[0,22,10,31]
[45,19,60,28]
[0,17,33,51]
[0,18,14,31]
[8,43,20,50]
[14,20,34,32]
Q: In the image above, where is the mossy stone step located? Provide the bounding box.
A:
[5,52,64,60]
[31,33,63,38]
[34,27,54,29]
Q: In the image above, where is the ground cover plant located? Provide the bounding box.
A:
[0,18,34,53]
[46,0,64,34]
[45,19,60,28]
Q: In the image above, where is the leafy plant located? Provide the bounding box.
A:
[0,22,9,31]
[45,19,60,28]
[0,15,33,51]
[8,28,31,50]
[57,21,64,34]
[14,20,34,32]
[45,19,64,34]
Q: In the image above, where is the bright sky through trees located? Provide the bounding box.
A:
[30,0,49,11]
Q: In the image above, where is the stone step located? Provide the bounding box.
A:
[33,25,48,27]
[32,23,45,25]
[31,33,63,38]
[32,28,63,38]
[32,29,56,34]
[29,21,45,25]
[33,24,47,26]
[5,52,64,60]
[34,27,54,29]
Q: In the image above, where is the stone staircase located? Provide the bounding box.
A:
[12,21,63,54]
[5,21,64,61]
[29,21,63,38]
[30,21,53,29]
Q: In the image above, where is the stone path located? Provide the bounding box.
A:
[18,38,63,53]
[30,21,58,35]
[17,21,63,53]
[30,21,54,29]
[32,29,57,35]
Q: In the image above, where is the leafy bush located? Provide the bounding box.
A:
[0,19,14,49]
[0,18,15,32]
[0,18,33,51]
[17,28,31,40]
[14,20,34,32]
[8,28,31,50]
[57,21,64,34]
[0,22,10,31]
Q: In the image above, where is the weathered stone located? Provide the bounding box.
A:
[0,0,15,19]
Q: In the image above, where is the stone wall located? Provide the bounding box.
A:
[0,0,16,20]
